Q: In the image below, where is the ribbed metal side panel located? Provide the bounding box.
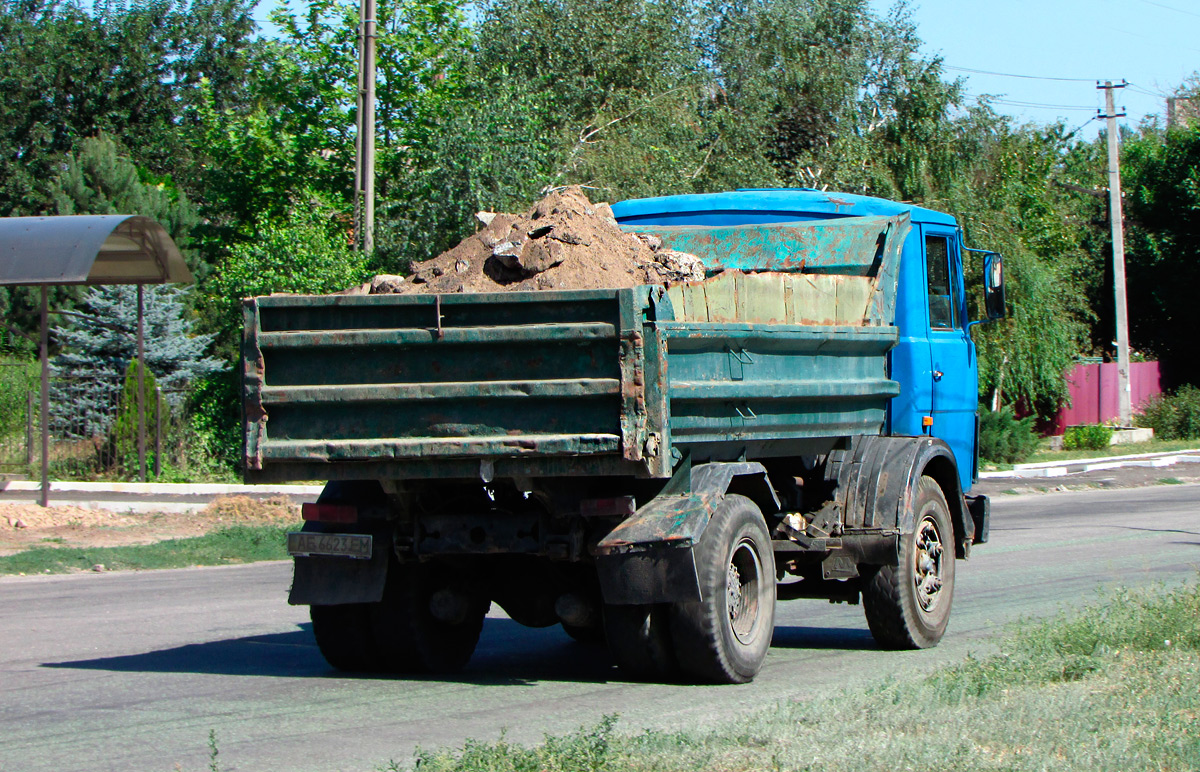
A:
[243,291,643,479]
[659,322,899,453]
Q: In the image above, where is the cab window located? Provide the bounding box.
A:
[926,235,957,329]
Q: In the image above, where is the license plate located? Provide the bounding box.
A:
[287,532,372,560]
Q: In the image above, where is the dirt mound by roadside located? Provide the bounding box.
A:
[0,495,301,558]
[199,495,299,526]
[347,186,704,295]
[1,503,134,531]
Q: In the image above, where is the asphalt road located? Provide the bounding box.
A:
[2,484,1198,772]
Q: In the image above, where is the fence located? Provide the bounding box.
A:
[1050,360,1164,435]
[0,373,194,481]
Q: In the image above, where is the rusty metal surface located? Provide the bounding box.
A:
[660,322,898,454]
[243,290,647,480]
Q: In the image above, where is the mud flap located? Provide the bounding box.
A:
[967,494,990,544]
[287,521,392,606]
[595,546,702,605]
[592,461,779,605]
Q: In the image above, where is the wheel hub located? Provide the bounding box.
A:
[913,516,945,614]
[726,539,763,644]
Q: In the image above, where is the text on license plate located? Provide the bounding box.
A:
[287,532,372,560]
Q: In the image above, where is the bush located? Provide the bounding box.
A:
[185,369,242,479]
[978,405,1039,464]
[1137,385,1200,440]
[1063,423,1114,450]
[0,357,37,440]
[109,358,166,476]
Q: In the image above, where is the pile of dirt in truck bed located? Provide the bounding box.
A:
[348,186,705,295]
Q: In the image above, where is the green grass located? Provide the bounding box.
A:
[400,582,1200,772]
[1028,437,1200,463]
[0,524,295,575]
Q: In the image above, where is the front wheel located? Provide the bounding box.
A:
[862,475,956,649]
[669,494,776,684]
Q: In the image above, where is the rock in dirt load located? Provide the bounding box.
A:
[350,186,704,295]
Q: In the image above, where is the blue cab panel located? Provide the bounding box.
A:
[613,189,978,494]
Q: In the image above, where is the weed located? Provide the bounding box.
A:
[1158,477,1185,485]
[1063,423,1114,450]
[208,729,220,772]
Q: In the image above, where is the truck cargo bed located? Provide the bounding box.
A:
[243,277,899,483]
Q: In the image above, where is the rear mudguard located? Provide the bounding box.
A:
[288,480,393,606]
[594,460,780,605]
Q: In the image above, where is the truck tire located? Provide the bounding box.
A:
[603,603,677,680]
[371,562,488,673]
[562,622,605,645]
[669,494,775,684]
[862,475,955,649]
[310,603,381,672]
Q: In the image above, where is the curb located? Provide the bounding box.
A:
[0,480,325,496]
[980,450,1200,479]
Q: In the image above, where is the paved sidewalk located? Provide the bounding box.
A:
[981,449,1200,479]
[0,480,322,513]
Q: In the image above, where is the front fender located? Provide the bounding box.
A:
[830,435,973,559]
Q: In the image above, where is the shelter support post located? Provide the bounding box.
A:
[137,283,146,482]
[39,285,49,507]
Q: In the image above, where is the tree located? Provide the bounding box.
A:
[202,200,372,354]
[0,0,260,219]
[1123,110,1200,386]
[50,283,222,437]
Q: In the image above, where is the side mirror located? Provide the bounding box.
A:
[983,252,1006,320]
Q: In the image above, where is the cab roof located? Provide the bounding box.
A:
[611,188,957,228]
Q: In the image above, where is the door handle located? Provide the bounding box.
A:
[933,370,944,381]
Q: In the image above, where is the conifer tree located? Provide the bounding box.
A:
[51,284,221,437]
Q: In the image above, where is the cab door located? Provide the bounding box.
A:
[924,227,977,491]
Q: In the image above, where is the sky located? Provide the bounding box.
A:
[870,0,1200,139]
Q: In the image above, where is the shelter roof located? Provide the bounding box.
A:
[0,215,191,286]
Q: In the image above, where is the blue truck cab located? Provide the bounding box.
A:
[613,188,997,494]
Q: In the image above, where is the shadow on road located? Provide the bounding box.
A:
[41,617,882,682]
[770,625,877,650]
[42,618,615,685]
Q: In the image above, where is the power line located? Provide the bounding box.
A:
[945,65,1098,83]
[971,95,1100,112]
[1127,82,1169,98]
[1139,0,1200,19]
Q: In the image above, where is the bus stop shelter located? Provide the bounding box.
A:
[0,215,192,505]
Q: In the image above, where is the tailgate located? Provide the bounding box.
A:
[242,288,662,483]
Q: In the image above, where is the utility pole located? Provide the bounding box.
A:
[354,0,377,254]
[1098,80,1132,426]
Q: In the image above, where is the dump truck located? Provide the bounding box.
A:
[242,189,1006,684]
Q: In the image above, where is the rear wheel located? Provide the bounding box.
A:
[562,621,605,645]
[310,603,381,672]
[669,494,775,684]
[371,561,489,673]
[603,603,677,680]
[862,476,955,649]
